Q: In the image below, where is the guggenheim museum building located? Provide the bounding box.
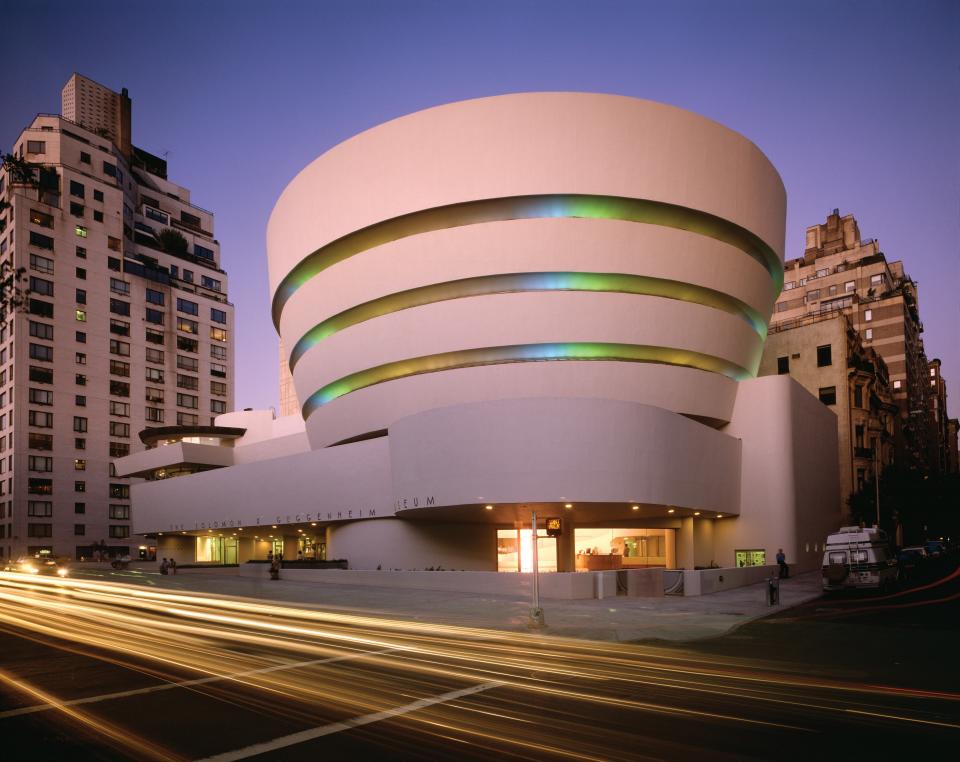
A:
[117,93,839,577]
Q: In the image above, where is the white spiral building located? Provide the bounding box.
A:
[122,94,840,585]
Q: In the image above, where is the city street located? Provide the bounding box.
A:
[1,566,957,760]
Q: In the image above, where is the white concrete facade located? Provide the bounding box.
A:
[117,93,839,585]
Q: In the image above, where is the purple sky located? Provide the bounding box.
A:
[5,0,958,411]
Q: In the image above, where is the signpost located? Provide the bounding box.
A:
[528,510,545,628]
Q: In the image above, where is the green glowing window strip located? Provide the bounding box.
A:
[288,271,768,371]
[272,194,783,328]
[301,342,751,419]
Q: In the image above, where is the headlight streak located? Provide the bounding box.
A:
[0,571,956,759]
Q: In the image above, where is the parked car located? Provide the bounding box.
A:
[2,555,69,577]
[897,546,928,581]
[924,540,946,558]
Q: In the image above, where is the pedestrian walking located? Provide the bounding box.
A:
[267,549,273,563]
[776,548,788,579]
[169,557,177,575]
[160,558,169,575]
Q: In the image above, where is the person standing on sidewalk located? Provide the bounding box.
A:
[776,548,789,579]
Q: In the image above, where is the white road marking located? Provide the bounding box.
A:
[194,681,504,762]
[0,647,396,719]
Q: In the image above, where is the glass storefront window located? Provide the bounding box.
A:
[735,549,766,568]
[496,529,556,572]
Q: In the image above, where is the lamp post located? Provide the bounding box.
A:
[528,510,545,628]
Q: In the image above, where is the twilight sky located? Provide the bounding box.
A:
[4,0,958,410]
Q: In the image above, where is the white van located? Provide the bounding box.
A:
[821,526,898,592]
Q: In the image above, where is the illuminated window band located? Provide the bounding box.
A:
[301,342,751,419]
[288,271,767,371]
[272,194,783,328]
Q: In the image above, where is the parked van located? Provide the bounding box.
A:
[822,526,898,592]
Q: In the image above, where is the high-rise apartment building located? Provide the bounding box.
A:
[0,74,232,561]
[769,210,946,475]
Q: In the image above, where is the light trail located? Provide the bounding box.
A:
[0,571,957,759]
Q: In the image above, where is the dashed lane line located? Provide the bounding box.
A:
[194,681,504,762]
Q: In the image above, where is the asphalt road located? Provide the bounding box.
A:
[0,564,957,761]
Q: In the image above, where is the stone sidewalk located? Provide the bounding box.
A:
[69,563,823,643]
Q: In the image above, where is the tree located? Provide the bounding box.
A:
[156,228,189,256]
[0,153,36,311]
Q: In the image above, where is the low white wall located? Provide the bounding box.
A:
[682,564,778,596]
[237,567,669,600]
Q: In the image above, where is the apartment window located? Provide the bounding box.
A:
[816,268,829,278]
[110,401,130,417]
[110,339,130,356]
[110,319,130,336]
[177,355,199,372]
[109,525,130,539]
[195,244,215,260]
[201,275,221,291]
[828,285,838,296]
[145,387,164,403]
[210,327,227,342]
[76,267,86,279]
[930,367,936,377]
[110,278,130,295]
[146,288,165,306]
[110,299,130,316]
[177,374,198,390]
[29,411,54,428]
[145,308,164,325]
[27,524,53,537]
[177,412,199,426]
[109,504,131,520]
[146,329,165,345]
[70,180,85,198]
[211,344,227,360]
[29,277,54,297]
[29,343,53,362]
[76,290,87,306]
[844,281,855,293]
[76,352,86,365]
[28,433,53,451]
[178,336,198,352]
[183,270,194,283]
[73,416,88,432]
[75,524,86,536]
[146,348,165,364]
[29,366,53,384]
[210,363,227,378]
[870,274,883,286]
[854,386,863,408]
[816,345,832,367]
[177,298,199,316]
[75,374,87,387]
[93,210,104,222]
[28,479,53,495]
[75,502,85,514]
[29,299,55,318]
[26,140,46,153]
[109,422,130,438]
[110,380,130,397]
[110,360,130,377]
[75,438,86,450]
[103,161,117,178]
[74,459,86,471]
[27,501,53,517]
[29,321,54,340]
[108,236,121,251]
[110,484,130,499]
[211,308,227,324]
[864,309,873,322]
[177,393,198,409]
[76,246,87,258]
[29,388,53,405]
[806,289,820,302]
[108,257,121,271]
[818,387,837,406]
[29,231,55,250]
[75,225,88,238]
[28,456,53,472]
[80,151,91,164]
[141,194,160,208]
[75,481,86,493]
[177,318,199,334]
[145,407,164,423]
[75,395,86,406]
[210,400,226,414]
[210,381,227,397]
[93,189,104,202]
[75,331,86,343]
[109,442,130,458]
[146,367,165,383]
[30,253,54,273]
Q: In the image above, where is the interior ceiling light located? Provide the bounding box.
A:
[716,514,723,518]
[564,503,573,508]
[667,508,675,514]
[632,505,640,511]
[694,511,700,516]
[485,505,494,510]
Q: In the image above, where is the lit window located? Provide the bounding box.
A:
[76,310,86,322]
[864,309,872,322]
[893,380,902,390]
[75,226,88,237]
[74,459,86,471]
[865,328,873,340]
